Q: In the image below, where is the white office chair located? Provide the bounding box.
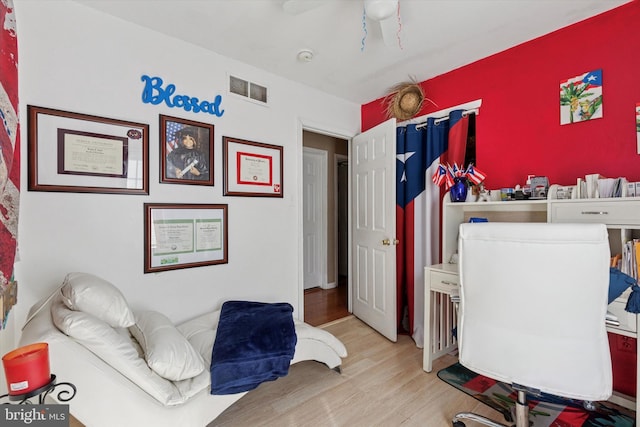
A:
[452,222,613,427]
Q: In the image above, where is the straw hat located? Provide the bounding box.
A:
[385,82,425,120]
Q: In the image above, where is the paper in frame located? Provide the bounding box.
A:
[222,136,283,197]
[144,203,228,273]
[28,105,149,195]
[159,115,214,186]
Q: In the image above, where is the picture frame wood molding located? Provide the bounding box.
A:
[159,115,214,186]
[144,203,228,273]
[27,105,149,195]
[222,136,283,197]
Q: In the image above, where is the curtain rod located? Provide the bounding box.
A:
[413,108,479,130]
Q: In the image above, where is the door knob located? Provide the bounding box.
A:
[382,239,400,246]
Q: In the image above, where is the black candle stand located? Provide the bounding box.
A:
[0,374,76,404]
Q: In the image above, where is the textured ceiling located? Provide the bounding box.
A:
[74,0,631,104]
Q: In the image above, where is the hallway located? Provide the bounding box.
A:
[304,278,349,326]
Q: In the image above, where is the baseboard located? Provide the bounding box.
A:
[322,281,337,290]
[318,315,354,328]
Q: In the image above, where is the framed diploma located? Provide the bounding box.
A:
[160,115,214,186]
[222,136,283,197]
[27,105,149,195]
[144,203,228,273]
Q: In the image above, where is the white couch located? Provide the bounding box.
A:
[19,273,348,427]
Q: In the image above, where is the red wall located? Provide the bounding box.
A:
[362,1,640,189]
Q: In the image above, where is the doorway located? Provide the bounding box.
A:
[302,130,350,326]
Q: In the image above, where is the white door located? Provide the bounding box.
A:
[303,147,327,290]
[351,118,397,342]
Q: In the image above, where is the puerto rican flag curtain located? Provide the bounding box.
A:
[0,0,19,288]
[396,110,469,347]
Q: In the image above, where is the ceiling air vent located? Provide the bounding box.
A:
[229,75,268,104]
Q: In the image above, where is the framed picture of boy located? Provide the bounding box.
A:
[160,115,214,186]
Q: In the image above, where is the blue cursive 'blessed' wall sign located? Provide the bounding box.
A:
[140,75,225,117]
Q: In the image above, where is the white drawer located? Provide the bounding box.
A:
[608,299,637,334]
[550,201,640,226]
[429,270,459,294]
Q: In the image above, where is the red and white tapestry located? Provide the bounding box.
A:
[0,0,20,287]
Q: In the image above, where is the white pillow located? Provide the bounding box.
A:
[50,297,187,405]
[60,272,135,328]
[129,310,205,381]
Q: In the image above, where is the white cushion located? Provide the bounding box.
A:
[60,272,135,328]
[458,222,612,401]
[177,310,221,366]
[130,310,205,381]
[50,296,188,405]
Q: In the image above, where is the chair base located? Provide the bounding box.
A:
[452,412,512,427]
[452,390,529,427]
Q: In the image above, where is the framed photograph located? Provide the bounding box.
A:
[160,115,214,186]
[27,105,149,195]
[144,203,228,273]
[222,136,283,197]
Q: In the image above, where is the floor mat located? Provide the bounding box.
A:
[438,362,635,427]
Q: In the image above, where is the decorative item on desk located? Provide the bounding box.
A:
[554,185,573,200]
[529,176,549,199]
[431,162,486,203]
[500,188,514,201]
[513,185,528,200]
[469,217,488,223]
[449,177,468,202]
[473,182,491,202]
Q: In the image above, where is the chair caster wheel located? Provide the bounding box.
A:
[452,421,465,427]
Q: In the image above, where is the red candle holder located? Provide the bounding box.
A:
[2,343,50,395]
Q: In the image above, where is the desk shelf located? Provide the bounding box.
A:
[442,198,548,264]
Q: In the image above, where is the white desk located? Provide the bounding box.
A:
[423,196,640,421]
[423,263,458,373]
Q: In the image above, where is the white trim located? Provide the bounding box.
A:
[296,118,356,320]
[398,99,483,127]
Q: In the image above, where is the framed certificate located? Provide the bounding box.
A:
[144,203,228,273]
[222,136,283,197]
[27,105,149,195]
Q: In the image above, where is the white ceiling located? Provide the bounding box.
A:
[74,0,631,105]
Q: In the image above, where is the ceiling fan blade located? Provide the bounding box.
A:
[364,0,398,21]
[282,0,324,15]
[378,14,399,46]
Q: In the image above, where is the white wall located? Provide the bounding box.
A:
[10,0,359,344]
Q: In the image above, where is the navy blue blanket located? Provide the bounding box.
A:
[609,267,640,313]
[210,301,297,395]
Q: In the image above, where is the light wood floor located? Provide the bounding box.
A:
[208,316,498,426]
[70,316,499,427]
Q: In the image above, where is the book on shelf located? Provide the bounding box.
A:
[620,239,640,280]
[577,174,627,199]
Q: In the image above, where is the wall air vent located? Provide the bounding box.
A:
[229,75,268,104]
